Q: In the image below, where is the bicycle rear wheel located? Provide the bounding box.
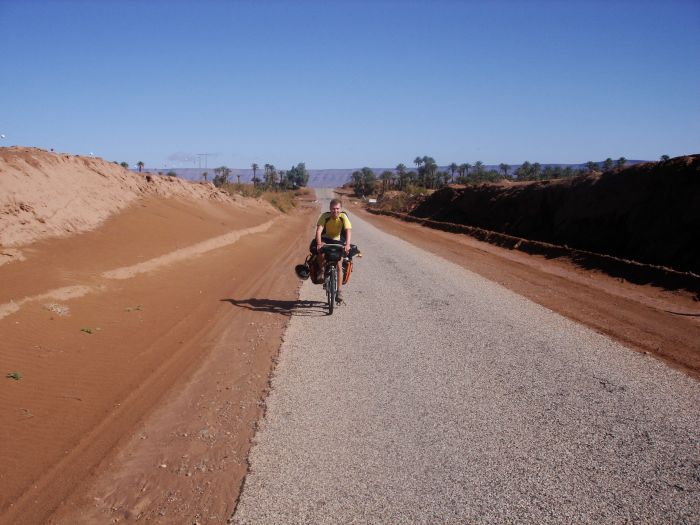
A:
[326,266,337,314]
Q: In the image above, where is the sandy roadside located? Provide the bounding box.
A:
[0,194,318,525]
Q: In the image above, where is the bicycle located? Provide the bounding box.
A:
[319,243,360,315]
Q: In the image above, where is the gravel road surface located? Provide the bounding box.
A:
[233,190,699,524]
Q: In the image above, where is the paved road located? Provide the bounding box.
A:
[233,190,699,524]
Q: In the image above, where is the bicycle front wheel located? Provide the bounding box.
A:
[326,266,337,314]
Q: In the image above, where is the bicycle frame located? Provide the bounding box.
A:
[320,244,344,314]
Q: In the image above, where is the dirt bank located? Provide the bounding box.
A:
[406,155,700,274]
[0,147,234,250]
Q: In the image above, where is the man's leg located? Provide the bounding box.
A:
[336,259,343,300]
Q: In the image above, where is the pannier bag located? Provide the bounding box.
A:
[342,258,353,284]
[306,255,325,284]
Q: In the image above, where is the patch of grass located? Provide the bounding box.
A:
[6,372,21,380]
[220,184,302,213]
[387,194,409,212]
[80,327,100,334]
[404,184,430,197]
[125,305,143,312]
[294,187,313,198]
[262,190,296,213]
[221,183,263,198]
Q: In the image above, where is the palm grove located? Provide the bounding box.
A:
[351,155,643,196]
[209,162,309,190]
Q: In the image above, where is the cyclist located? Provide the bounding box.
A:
[313,198,352,302]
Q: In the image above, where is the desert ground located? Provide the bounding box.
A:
[1,149,698,523]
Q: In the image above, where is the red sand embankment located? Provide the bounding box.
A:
[0,147,234,251]
[409,155,700,274]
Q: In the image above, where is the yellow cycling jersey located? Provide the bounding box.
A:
[317,212,352,240]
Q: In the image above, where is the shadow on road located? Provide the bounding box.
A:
[221,298,328,317]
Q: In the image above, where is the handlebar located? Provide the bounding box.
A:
[319,243,345,254]
[319,243,361,259]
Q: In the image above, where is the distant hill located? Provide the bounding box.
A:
[139,161,648,188]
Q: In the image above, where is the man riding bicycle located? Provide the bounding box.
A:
[313,198,351,302]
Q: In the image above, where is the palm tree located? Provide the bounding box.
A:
[440,171,451,187]
[407,171,418,187]
[533,163,543,180]
[202,171,208,183]
[396,163,408,190]
[136,161,144,172]
[448,162,458,183]
[516,161,531,180]
[586,161,598,172]
[396,164,406,188]
[264,164,277,188]
[616,157,627,169]
[380,171,393,192]
[213,166,231,187]
[251,163,258,184]
[361,167,376,195]
[263,164,270,187]
[603,158,614,171]
[456,163,466,181]
[413,156,423,173]
[499,163,510,178]
[421,156,437,188]
[352,170,364,196]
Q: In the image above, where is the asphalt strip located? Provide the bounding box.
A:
[233,191,700,524]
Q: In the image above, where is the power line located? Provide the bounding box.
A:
[196,153,214,169]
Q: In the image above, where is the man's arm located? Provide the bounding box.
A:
[315,224,325,248]
[344,228,352,253]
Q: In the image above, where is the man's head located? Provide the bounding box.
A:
[329,198,342,218]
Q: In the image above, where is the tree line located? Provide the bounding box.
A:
[351,154,671,196]
[120,153,673,195]
[209,162,309,189]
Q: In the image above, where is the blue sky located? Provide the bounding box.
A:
[1,0,699,170]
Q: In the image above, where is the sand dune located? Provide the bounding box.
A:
[0,147,240,249]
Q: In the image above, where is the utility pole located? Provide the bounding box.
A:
[197,153,214,169]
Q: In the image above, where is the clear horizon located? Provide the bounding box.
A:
[1,0,699,170]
